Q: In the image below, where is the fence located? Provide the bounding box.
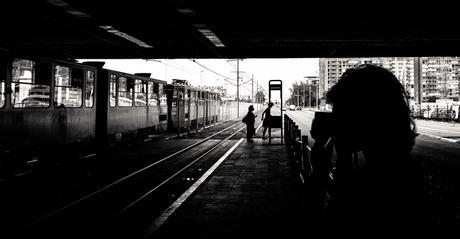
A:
[411,104,460,122]
[284,114,336,214]
[284,114,312,185]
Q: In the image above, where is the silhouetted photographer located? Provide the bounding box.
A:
[310,64,424,237]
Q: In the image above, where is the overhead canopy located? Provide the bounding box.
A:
[1,0,460,59]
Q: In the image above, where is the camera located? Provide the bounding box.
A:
[310,111,335,140]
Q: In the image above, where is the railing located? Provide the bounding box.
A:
[284,114,312,185]
[411,104,460,122]
[284,114,335,216]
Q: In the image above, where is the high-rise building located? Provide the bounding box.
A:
[319,57,460,102]
[420,57,460,101]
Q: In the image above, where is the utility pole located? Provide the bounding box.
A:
[297,83,300,107]
[316,81,319,109]
[303,82,306,108]
[237,59,239,118]
[251,74,254,105]
[200,70,203,86]
[256,80,259,110]
[256,80,258,103]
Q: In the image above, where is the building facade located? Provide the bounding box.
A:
[319,57,460,103]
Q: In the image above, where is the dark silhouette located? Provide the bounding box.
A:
[316,64,424,237]
[243,105,256,142]
[261,102,274,139]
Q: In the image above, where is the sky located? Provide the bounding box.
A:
[77,58,319,102]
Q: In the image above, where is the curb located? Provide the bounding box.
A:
[419,133,460,144]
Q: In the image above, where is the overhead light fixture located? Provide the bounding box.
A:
[99,25,153,48]
[46,0,91,18]
[65,10,91,18]
[176,8,197,16]
[193,24,225,48]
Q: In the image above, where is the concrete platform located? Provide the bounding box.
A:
[145,134,306,238]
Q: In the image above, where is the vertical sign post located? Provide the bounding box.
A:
[268,80,283,144]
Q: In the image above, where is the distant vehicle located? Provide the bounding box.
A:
[282,107,287,111]
[289,104,296,111]
[296,106,302,110]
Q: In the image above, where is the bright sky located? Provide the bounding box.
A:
[77,58,319,103]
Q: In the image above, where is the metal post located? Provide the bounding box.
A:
[177,98,180,138]
[316,82,319,109]
[303,82,306,108]
[297,84,300,109]
[200,70,203,86]
[256,80,259,110]
[251,74,254,105]
[196,97,199,133]
[281,81,283,144]
[187,91,191,134]
[203,93,207,127]
[237,59,240,118]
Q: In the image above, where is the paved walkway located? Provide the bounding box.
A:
[148,134,307,238]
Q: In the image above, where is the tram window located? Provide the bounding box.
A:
[134,79,147,106]
[54,65,83,108]
[118,76,134,107]
[85,70,95,107]
[159,83,167,106]
[11,59,51,108]
[174,87,184,99]
[148,82,158,106]
[110,74,117,107]
[0,80,4,108]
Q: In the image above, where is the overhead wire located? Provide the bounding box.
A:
[189,59,237,86]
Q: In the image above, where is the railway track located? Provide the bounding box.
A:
[11,120,258,238]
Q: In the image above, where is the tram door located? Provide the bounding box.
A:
[268,80,283,144]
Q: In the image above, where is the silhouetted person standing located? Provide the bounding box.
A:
[323,64,423,237]
[243,105,256,142]
[261,102,274,139]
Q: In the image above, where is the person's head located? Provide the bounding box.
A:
[327,64,416,153]
[268,102,274,108]
[248,105,254,111]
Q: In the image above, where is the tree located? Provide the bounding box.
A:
[287,82,314,107]
[255,90,266,104]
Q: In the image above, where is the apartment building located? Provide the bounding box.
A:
[319,57,460,102]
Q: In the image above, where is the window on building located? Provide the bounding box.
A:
[110,74,117,107]
[85,71,95,107]
[54,65,83,108]
[118,76,134,107]
[148,81,158,106]
[134,79,147,106]
[12,59,51,108]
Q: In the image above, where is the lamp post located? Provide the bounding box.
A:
[200,70,203,86]
[315,80,319,109]
[236,59,239,117]
[303,81,306,108]
[304,76,318,109]
[229,59,245,117]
